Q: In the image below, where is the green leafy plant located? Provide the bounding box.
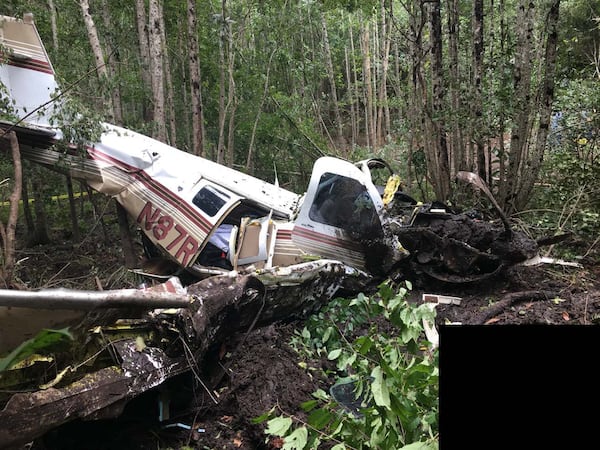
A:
[0,327,73,371]
[257,281,439,449]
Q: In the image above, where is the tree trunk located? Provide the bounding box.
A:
[246,51,275,171]
[376,0,391,146]
[514,0,560,210]
[225,19,236,168]
[187,0,205,156]
[79,0,115,121]
[496,0,508,200]
[47,0,58,51]
[21,165,34,236]
[447,0,462,175]
[321,13,344,149]
[216,0,228,164]
[501,0,535,213]
[135,0,153,123]
[159,10,177,147]
[66,175,81,242]
[28,167,50,247]
[360,24,374,150]
[406,0,427,197]
[115,202,137,268]
[349,22,360,150]
[344,45,357,151]
[428,0,451,201]
[0,131,22,288]
[149,0,167,142]
[473,0,486,182]
[99,0,123,125]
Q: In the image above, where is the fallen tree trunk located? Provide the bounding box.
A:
[0,262,365,447]
[473,290,558,325]
[0,287,191,309]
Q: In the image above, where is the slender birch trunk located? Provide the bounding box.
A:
[79,0,114,121]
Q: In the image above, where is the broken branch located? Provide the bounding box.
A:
[473,290,558,325]
[0,288,192,309]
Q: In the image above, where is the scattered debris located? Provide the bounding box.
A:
[422,293,462,306]
[473,290,559,325]
[521,255,583,268]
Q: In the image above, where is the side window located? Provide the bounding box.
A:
[309,173,380,233]
[192,186,229,217]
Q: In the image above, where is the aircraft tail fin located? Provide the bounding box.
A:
[0,13,60,129]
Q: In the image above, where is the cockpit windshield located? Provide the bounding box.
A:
[308,172,381,237]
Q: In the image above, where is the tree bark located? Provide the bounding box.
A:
[360,24,375,150]
[473,0,486,182]
[47,0,58,51]
[225,18,236,168]
[427,0,451,201]
[66,175,81,242]
[246,51,275,171]
[0,131,22,288]
[501,0,535,213]
[349,22,360,150]
[79,0,115,122]
[216,0,228,164]
[159,9,177,146]
[135,0,153,123]
[514,0,561,210]
[321,13,344,149]
[115,202,137,268]
[376,0,391,147]
[99,0,123,125]
[447,0,462,175]
[187,0,205,156]
[28,166,50,247]
[149,0,167,142]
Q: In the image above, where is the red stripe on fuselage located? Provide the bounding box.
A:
[87,146,213,235]
[292,226,362,252]
[276,230,292,239]
[3,57,54,75]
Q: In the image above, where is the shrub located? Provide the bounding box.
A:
[256,281,439,450]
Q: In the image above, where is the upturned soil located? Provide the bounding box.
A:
[8,229,600,450]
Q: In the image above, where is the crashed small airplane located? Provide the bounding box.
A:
[0,14,539,287]
[0,13,548,446]
[1,14,394,281]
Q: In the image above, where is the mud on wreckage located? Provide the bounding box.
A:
[0,12,551,448]
[0,199,544,449]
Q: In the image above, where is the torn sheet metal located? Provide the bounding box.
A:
[0,341,189,448]
[422,293,462,306]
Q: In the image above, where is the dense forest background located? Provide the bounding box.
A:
[0,2,599,448]
[1,0,599,249]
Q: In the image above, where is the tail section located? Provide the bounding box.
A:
[0,13,59,128]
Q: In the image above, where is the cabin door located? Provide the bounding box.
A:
[292,157,384,269]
